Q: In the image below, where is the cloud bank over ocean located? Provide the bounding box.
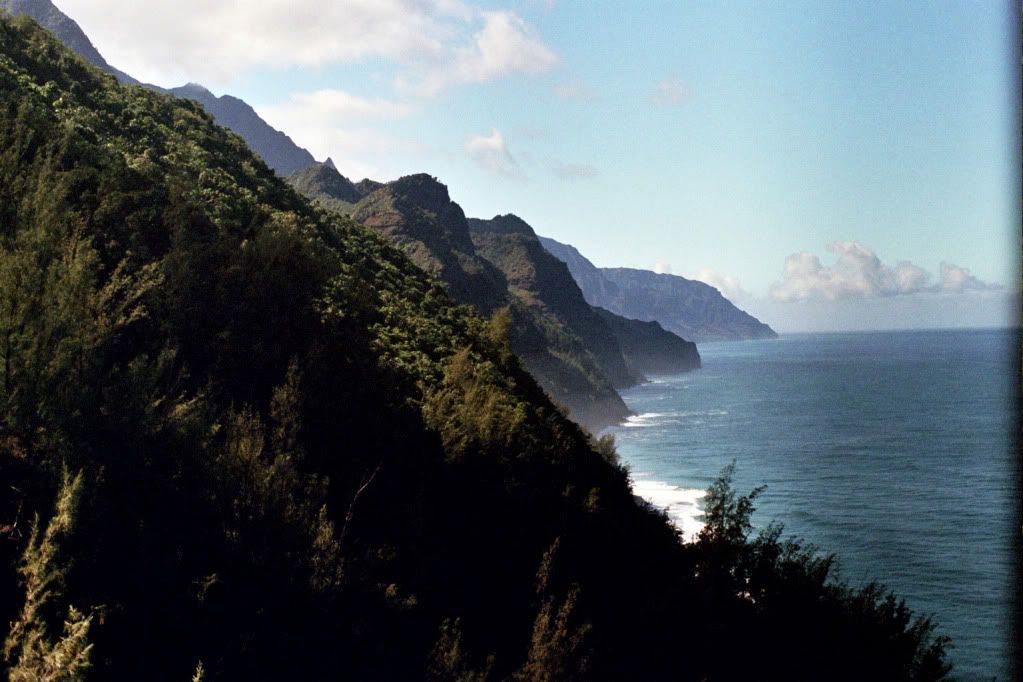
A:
[769,241,1001,302]
[687,241,1014,333]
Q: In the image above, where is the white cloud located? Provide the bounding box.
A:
[938,262,999,293]
[262,89,416,121]
[254,89,423,180]
[57,1,556,90]
[465,128,522,178]
[652,259,673,275]
[690,269,750,303]
[649,78,690,106]
[769,241,1001,301]
[406,10,558,96]
[554,162,599,181]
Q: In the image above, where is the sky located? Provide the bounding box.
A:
[57,0,1020,332]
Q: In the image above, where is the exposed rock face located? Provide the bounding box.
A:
[352,175,509,315]
[472,215,652,389]
[347,181,635,431]
[539,236,777,343]
[593,308,701,376]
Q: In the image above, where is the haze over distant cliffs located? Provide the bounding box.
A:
[539,236,777,343]
[166,83,316,176]
[290,161,701,430]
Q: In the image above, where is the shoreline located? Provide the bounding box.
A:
[629,473,707,542]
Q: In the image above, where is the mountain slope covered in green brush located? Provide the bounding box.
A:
[0,16,950,682]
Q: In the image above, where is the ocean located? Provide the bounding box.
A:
[608,328,1017,681]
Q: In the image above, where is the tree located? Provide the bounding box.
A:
[4,469,94,682]
[698,461,764,549]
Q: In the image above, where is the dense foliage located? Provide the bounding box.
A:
[468,215,699,378]
[288,160,364,215]
[0,16,951,681]
[306,169,633,430]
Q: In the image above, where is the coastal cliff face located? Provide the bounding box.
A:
[540,236,777,343]
[468,214,641,389]
[469,215,700,380]
[343,176,632,430]
[0,16,954,681]
[593,308,701,376]
[292,172,704,431]
[351,174,510,315]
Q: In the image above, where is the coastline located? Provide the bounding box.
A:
[629,472,707,541]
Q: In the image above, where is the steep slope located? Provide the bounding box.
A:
[469,214,698,380]
[540,236,778,342]
[0,16,657,678]
[348,178,631,430]
[0,16,953,682]
[351,174,509,314]
[0,0,136,83]
[468,215,639,388]
[0,0,318,176]
[168,83,316,176]
[599,268,778,342]
[593,308,701,376]
[288,159,364,214]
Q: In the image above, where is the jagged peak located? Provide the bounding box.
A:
[355,178,383,195]
[386,174,454,213]
[176,82,212,96]
[323,157,337,170]
[469,214,536,237]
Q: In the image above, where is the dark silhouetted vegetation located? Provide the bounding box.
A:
[0,16,951,681]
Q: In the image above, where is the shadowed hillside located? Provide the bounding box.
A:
[0,16,951,682]
[470,215,700,378]
[336,173,635,430]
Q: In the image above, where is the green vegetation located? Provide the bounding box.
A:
[287,160,362,215]
[469,215,699,380]
[340,173,633,430]
[0,15,951,681]
[469,214,640,389]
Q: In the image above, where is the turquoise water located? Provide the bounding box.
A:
[610,329,1017,681]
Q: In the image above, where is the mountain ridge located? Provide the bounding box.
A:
[292,167,702,429]
[0,0,137,84]
[539,235,777,343]
[469,214,700,379]
[345,175,636,430]
[0,0,318,176]
[0,15,954,681]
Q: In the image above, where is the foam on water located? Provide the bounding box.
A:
[611,329,1017,681]
[621,412,667,428]
[623,410,729,429]
[630,475,707,541]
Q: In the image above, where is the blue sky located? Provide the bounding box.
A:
[62,0,1019,331]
